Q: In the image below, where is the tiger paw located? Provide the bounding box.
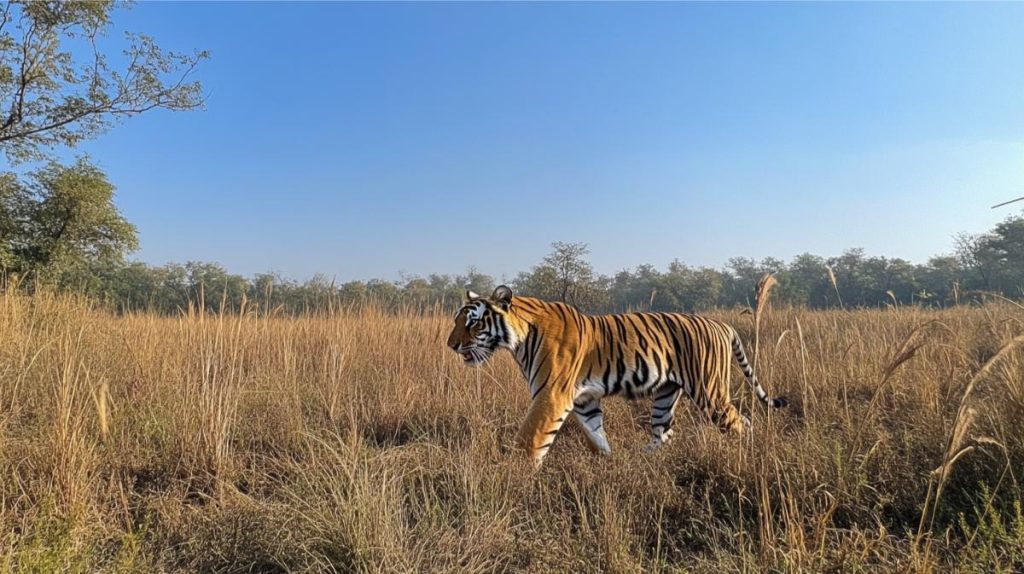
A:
[643,429,674,452]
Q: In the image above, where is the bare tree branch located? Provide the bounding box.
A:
[991,196,1024,209]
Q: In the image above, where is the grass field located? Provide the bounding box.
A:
[1,291,1023,573]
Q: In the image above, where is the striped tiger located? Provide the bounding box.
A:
[446,285,787,467]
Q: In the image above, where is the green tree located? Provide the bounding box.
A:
[338,280,368,307]
[545,241,592,304]
[826,249,871,307]
[608,268,636,311]
[0,1,207,163]
[91,259,160,311]
[778,252,827,307]
[1,158,136,281]
[401,276,432,305]
[457,266,495,297]
[365,278,400,307]
[919,255,961,305]
[515,242,608,311]
[513,264,559,301]
[980,216,1024,296]
[723,256,784,307]
[184,261,247,311]
[954,231,1000,293]
[660,261,725,311]
[630,264,663,310]
[687,267,725,311]
[0,171,25,269]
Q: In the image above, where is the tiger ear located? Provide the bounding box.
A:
[492,285,513,310]
[466,290,480,301]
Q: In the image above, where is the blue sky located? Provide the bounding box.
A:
[73,2,1024,282]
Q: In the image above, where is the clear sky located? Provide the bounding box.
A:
[77,2,1024,283]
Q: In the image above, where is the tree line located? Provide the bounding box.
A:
[5,217,1022,315]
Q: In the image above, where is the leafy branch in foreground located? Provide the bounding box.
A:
[0,0,208,163]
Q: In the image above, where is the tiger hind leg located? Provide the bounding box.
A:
[645,382,682,452]
[709,402,747,435]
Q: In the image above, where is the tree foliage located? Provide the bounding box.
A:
[513,241,608,310]
[1,158,136,281]
[0,0,207,163]
[0,0,204,286]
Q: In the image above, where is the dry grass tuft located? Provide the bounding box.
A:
[753,273,778,369]
[918,335,1024,547]
[825,265,842,309]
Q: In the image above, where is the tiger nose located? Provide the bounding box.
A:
[446,335,460,351]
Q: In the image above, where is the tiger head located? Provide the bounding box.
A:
[447,285,518,365]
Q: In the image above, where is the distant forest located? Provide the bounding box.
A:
[6,213,1024,315]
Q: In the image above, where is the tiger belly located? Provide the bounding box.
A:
[576,359,674,402]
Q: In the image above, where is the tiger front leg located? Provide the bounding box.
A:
[572,397,611,455]
[517,390,574,468]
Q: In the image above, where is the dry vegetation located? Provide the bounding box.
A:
[2,290,1024,573]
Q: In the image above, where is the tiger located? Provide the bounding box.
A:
[446,285,787,467]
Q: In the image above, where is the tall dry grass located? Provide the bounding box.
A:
[1,290,1024,572]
